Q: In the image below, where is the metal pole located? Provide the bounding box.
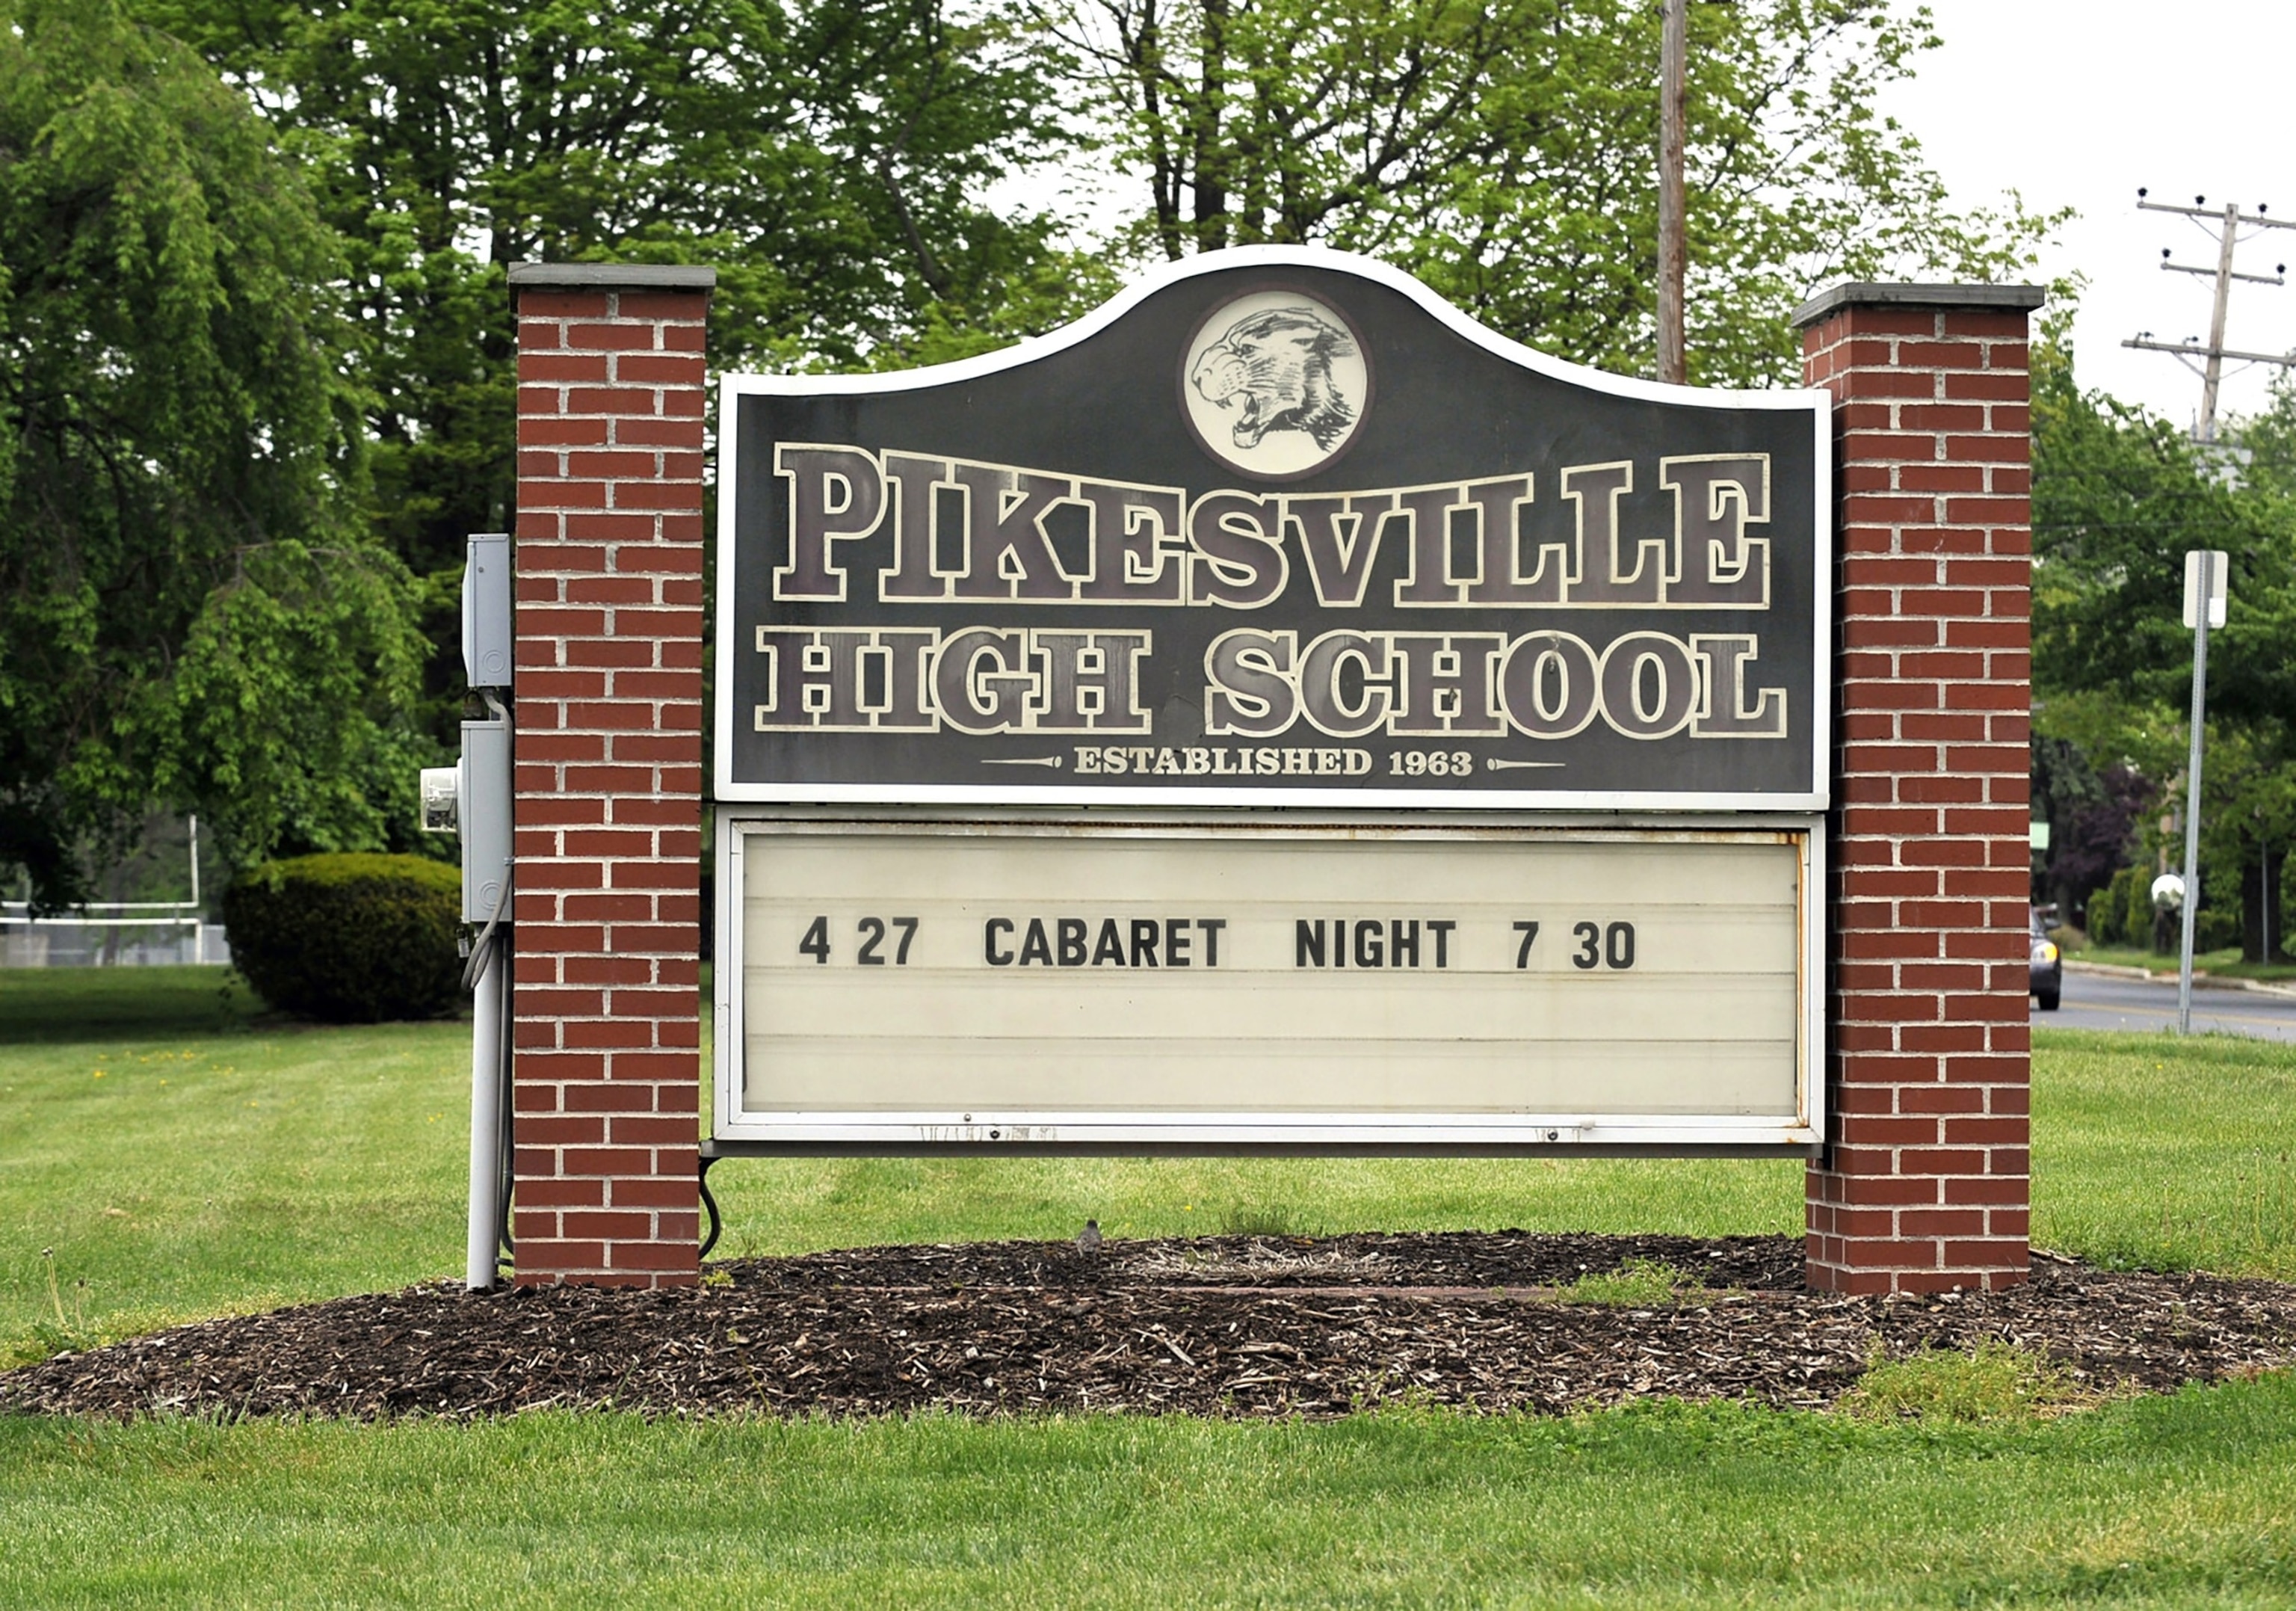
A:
[466,937,507,1289]
[2178,552,2213,1032]
[2200,203,2238,440]
[1656,0,1688,384]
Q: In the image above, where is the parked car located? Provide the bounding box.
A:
[2029,908,2061,1011]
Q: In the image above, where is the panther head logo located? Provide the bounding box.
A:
[1187,304,1363,460]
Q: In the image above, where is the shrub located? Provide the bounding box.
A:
[2090,863,2151,947]
[2196,905,2240,953]
[2090,866,2130,946]
[223,853,462,1022]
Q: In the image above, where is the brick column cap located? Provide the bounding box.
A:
[508,262,718,292]
[1792,281,2046,329]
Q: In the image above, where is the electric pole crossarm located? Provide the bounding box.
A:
[2164,262,2285,286]
[2122,337,2296,368]
[2139,196,2296,230]
[2128,191,2292,440]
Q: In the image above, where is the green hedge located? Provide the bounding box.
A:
[223,853,462,1023]
[2090,865,2148,947]
[2197,905,2240,953]
[2090,863,2241,954]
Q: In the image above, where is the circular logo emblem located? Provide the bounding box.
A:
[1181,289,1370,480]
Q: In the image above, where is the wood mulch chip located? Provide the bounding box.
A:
[4,1233,2292,1422]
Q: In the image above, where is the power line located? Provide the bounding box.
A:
[2123,190,2296,443]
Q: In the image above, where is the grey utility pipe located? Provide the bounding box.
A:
[466,937,507,1289]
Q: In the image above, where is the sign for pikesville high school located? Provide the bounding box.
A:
[712,249,1827,1155]
[715,249,1829,810]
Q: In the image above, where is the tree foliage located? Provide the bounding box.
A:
[7,0,2090,913]
[0,0,429,908]
[2030,338,2296,958]
[2032,348,2296,725]
[135,0,1099,581]
[1044,0,2051,384]
[2028,736,2149,928]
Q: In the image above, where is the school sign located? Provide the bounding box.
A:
[718,253,1825,809]
[507,252,2040,1295]
[712,250,1827,1153]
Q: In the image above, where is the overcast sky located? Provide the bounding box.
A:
[1880,0,2296,427]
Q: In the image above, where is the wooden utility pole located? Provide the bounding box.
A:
[2125,191,2296,442]
[2198,203,2242,435]
[1656,0,1687,384]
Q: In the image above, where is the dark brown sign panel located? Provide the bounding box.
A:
[715,250,1829,809]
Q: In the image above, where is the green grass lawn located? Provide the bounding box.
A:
[7,1382,2296,1609]
[1,968,474,1361]
[2034,1028,2296,1278]
[2068,943,2296,984]
[3,967,2295,1607]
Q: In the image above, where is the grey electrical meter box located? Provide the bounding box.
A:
[460,715,513,923]
[463,533,513,689]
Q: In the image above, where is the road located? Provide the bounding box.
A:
[2035,966,2296,1041]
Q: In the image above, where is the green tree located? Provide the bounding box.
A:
[2217,379,2296,958]
[1043,0,2051,384]
[2028,734,2151,933]
[0,0,430,910]
[135,0,1099,588]
[2031,338,2296,960]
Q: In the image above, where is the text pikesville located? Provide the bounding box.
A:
[756,444,1789,745]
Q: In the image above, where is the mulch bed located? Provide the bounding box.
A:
[6,1233,2293,1422]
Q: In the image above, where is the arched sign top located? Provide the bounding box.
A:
[715,247,1830,811]
[727,244,1826,414]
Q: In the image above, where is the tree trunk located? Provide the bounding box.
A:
[1191,0,1229,250]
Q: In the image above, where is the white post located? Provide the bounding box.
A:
[187,814,203,964]
[2177,552,2215,1032]
[466,940,506,1290]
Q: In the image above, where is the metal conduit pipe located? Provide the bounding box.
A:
[466,932,507,1290]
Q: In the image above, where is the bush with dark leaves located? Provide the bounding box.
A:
[223,853,460,1022]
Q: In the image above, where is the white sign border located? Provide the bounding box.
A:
[711,244,1834,815]
[711,808,1824,1155]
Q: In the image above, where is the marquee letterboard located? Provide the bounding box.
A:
[715,248,1829,811]
[715,818,1818,1149]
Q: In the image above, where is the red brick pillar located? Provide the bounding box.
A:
[507,262,713,1287]
[1797,283,2043,1295]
